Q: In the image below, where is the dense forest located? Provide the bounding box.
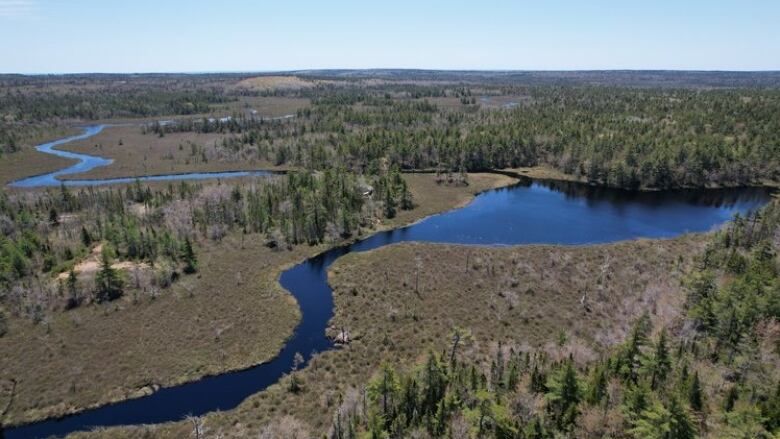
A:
[3,73,780,189]
[326,201,780,438]
[150,83,780,189]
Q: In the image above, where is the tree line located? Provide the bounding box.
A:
[144,85,780,189]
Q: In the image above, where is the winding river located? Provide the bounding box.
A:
[4,128,775,438]
[8,125,278,188]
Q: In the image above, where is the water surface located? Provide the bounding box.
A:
[4,131,774,439]
[8,126,278,188]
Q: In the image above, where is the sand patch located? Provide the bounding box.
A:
[57,244,149,280]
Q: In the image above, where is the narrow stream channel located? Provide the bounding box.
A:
[4,128,774,438]
[8,125,279,188]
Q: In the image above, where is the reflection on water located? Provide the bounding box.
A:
[539,178,772,209]
[5,131,776,439]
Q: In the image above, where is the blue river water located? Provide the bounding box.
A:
[8,125,277,188]
[3,129,775,438]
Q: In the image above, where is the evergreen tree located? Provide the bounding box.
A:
[668,396,697,439]
[48,207,59,226]
[65,268,80,309]
[545,360,581,430]
[688,371,704,412]
[94,250,123,303]
[641,329,672,389]
[80,226,92,247]
[182,237,197,274]
[399,180,413,210]
[529,364,547,394]
[383,185,396,219]
[630,396,696,439]
[585,364,608,405]
[630,399,673,439]
[759,382,780,433]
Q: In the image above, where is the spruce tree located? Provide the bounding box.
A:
[546,360,581,430]
[66,268,80,308]
[80,226,92,247]
[384,185,396,219]
[688,371,704,412]
[182,237,197,274]
[94,250,123,303]
[641,329,672,389]
[668,396,697,439]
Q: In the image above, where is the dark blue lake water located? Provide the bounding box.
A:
[4,130,774,439]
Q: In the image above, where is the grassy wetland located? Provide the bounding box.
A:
[1,71,779,439]
[0,169,511,427]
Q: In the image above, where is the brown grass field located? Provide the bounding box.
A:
[0,172,512,428]
[0,126,80,186]
[53,125,275,180]
[506,165,588,184]
[0,148,75,186]
[0,234,315,426]
[0,97,308,185]
[234,76,322,91]
[66,193,706,438]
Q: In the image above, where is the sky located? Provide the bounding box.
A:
[1,0,779,74]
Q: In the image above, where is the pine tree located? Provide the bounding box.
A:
[688,371,704,412]
[630,399,673,439]
[723,386,739,412]
[182,237,197,274]
[524,416,548,439]
[668,396,697,439]
[641,329,672,390]
[49,207,59,226]
[629,396,695,439]
[383,185,396,219]
[368,363,399,430]
[546,360,581,430]
[0,307,7,337]
[616,312,652,382]
[530,364,547,394]
[759,382,780,432]
[399,180,413,210]
[94,250,123,303]
[623,382,651,422]
[65,268,80,309]
[80,226,92,247]
[507,362,520,391]
[586,364,608,405]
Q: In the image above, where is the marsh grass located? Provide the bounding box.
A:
[0,234,319,426]
[99,227,704,438]
[0,172,511,428]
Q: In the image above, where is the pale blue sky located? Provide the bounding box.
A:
[1,0,779,73]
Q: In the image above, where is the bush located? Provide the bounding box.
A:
[0,308,8,337]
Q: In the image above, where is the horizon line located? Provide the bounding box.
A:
[3,68,780,76]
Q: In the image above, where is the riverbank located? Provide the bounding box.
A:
[507,165,780,191]
[38,179,773,438]
[0,172,514,429]
[94,234,706,438]
[54,124,291,181]
[0,126,81,186]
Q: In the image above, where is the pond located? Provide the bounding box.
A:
[4,131,774,439]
